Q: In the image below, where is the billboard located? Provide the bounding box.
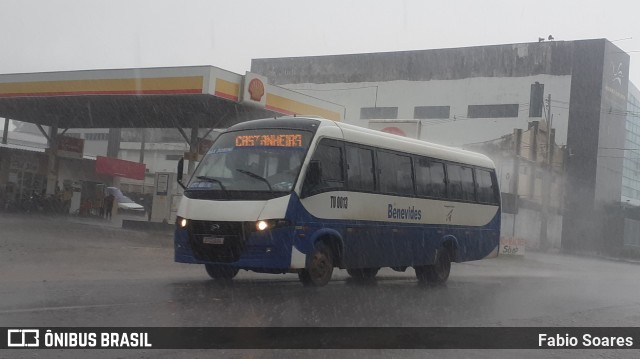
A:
[96,156,146,180]
[57,135,85,159]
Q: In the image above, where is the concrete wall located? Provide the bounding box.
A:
[253,41,576,84]
[501,208,563,250]
[282,75,572,147]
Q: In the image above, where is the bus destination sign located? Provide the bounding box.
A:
[235,134,303,147]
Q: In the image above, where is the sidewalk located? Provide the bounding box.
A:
[66,213,174,233]
[65,214,123,229]
[0,210,174,233]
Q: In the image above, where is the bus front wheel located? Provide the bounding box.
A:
[299,242,334,287]
[415,249,451,285]
[205,264,238,281]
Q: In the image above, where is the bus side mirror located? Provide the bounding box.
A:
[177,158,186,189]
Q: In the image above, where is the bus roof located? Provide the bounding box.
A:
[328,119,494,169]
[227,116,496,169]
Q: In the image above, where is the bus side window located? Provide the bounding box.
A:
[446,164,475,201]
[415,158,446,198]
[301,140,345,197]
[491,171,500,204]
[461,166,475,201]
[346,145,375,192]
[446,164,463,200]
[476,168,499,205]
[377,151,414,195]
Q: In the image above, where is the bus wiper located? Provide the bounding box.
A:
[235,169,273,193]
[196,176,228,192]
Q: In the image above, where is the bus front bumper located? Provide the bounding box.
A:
[174,228,297,271]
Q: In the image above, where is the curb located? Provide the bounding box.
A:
[122,219,174,233]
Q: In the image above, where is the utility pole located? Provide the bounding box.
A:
[139,128,147,194]
[539,94,552,250]
[546,94,553,164]
[528,121,539,200]
[512,128,522,238]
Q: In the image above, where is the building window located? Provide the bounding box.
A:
[165,154,183,161]
[467,104,519,118]
[414,106,450,119]
[360,107,398,120]
[85,133,109,141]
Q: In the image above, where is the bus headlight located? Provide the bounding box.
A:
[177,217,188,228]
[255,219,291,231]
[256,220,269,231]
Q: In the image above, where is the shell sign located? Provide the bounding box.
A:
[248,78,265,101]
[242,72,268,108]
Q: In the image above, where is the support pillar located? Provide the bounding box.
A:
[2,118,8,144]
[139,128,146,164]
[187,123,199,176]
[107,128,121,158]
[107,127,122,189]
[511,129,522,238]
[45,121,59,195]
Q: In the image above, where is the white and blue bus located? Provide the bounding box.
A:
[174,117,500,286]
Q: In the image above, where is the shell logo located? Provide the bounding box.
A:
[381,126,406,137]
[248,78,265,102]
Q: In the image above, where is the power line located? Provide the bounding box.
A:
[610,37,633,42]
[598,155,640,159]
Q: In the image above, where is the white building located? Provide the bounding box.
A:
[251,39,634,253]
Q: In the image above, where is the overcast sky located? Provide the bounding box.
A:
[0,0,639,90]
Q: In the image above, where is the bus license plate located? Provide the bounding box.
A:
[203,237,224,245]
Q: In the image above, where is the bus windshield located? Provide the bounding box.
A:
[187,128,313,199]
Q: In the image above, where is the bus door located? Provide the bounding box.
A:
[343,144,385,268]
[376,150,416,267]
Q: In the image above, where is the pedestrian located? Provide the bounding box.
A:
[104,192,115,220]
[144,194,152,221]
[62,187,73,214]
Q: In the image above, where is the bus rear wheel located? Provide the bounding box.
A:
[205,264,238,281]
[415,249,451,285]
[347,267,379,280]
[299,242,334,287]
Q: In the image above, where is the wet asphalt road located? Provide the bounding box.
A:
[2,213,640,358]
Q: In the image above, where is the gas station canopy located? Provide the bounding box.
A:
[0,66,345,129]
[0,66,346,197]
